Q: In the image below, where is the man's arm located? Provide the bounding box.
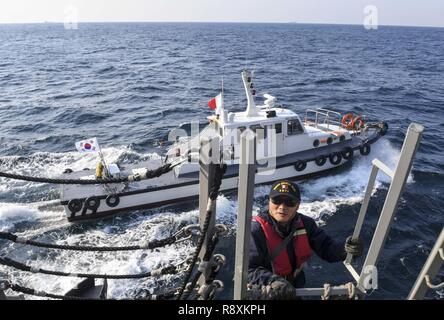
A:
[301,215,346,263]
[248,220,276,286]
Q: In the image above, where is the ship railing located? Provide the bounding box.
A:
[408,227,444,300]
[304,108,345,131]
[342,123,423,294]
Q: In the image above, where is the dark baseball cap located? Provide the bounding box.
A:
[269,180,301,202]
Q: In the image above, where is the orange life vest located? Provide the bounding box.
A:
[253,215,312,277]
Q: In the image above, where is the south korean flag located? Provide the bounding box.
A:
[75,137,100,153]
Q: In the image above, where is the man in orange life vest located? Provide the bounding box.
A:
[248,180,363,299]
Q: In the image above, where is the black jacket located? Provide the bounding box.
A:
[248,209,346,288]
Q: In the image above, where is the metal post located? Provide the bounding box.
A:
[358,123,423,290]
[408,227,444,300]
[344,164,380,283]
[198,137,219,287]
[234,133,256,300]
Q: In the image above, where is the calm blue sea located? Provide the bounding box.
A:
[0,23,443,300]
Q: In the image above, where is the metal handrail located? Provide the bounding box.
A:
[304,108,344,130]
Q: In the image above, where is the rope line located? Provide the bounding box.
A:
[0,162,178,185]
[2,281,178,300]
[181,232,220,300]
[0,230,190,252]
[0,256,180,279]
[176,163,226,300]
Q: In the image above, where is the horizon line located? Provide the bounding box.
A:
[0,20,443,29]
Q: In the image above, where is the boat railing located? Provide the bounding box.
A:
[304,108,344,130]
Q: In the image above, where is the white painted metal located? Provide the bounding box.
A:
[234,134,256,300]
[408,227,444,300]
[357,123,423,291]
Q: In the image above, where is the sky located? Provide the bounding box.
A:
[0,0,443,27]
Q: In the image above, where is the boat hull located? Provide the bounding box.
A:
[61,126,385,221]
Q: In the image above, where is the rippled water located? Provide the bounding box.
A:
[0,23,443,300]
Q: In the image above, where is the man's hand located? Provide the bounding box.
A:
[345,236,363,257]
[264,277,297,300]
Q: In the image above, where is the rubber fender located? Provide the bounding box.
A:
[315,155,327,166]
[67,199,83,213]
[342,147,354,160]
[294,160,307,172]
[329,152,342,165]
[105,194,120,208]
[360,144,371,156]
[85,197,100,210]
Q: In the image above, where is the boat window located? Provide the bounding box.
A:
[287,119,304,135]
[275,123,282,134]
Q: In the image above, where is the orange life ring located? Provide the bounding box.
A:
[351,116,365,130]
[341,113,354,129]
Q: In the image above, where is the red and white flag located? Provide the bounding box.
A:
[208,93,223,111]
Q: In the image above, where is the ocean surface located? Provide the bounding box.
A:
[0,23,443,300]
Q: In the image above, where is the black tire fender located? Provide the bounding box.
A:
[360,144,371,156]
[67,199,83,214]
[329,152,342,165]
[341,147,354,160]
[315,155,327,166]
[294,160,307,172]
[85,197,100,211]
[106,194,120,208]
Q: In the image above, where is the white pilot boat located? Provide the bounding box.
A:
[60,70,388,221]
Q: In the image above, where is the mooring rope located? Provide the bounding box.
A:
[2,281,178,300]
[176,163,227,300]
[0,256,181,279]
[0,162,180,185]
[181,232,220,300]
[0,225,195,251]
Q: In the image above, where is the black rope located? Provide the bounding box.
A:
[6,282,98,300]
[182,233,219,300]
[4,281,179,300]
[0,162,175,185]
[176,210,212,300]
[209,164,227,200]
[0,256,179,279]
[176,163,226,300]
[0,231,180,251]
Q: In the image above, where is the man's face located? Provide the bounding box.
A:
[268,196,300,225]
